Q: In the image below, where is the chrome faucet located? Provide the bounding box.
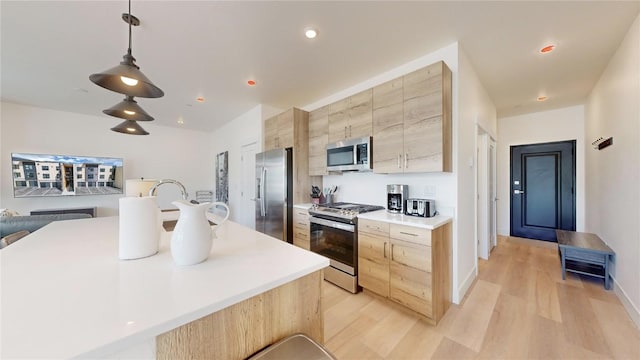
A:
[148,179,188,200]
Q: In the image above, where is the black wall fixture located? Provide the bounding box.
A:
[591,137,613,150]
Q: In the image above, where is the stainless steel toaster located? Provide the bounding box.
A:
[404,199,436,217]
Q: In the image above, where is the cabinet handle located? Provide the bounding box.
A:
[398,154,401,169]
[399,231,418,237]
[344,126,347,139]
[349,125,352,137]
[383,242,387,258]
[405,152,408,168]
[391,244,395,260]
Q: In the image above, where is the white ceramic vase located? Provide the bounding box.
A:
[170,200,230,266]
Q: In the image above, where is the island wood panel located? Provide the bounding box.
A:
[156,270,323,360]
[308,105,329,176]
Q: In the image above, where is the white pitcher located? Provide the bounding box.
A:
[170,200,230,266]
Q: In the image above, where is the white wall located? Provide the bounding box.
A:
[209,105,264,225]
[497,105,586,236]
[0,102,213,216]
[585,14,640,326]
[458,48,497,296]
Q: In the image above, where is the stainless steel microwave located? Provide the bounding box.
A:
[326,136,372,172]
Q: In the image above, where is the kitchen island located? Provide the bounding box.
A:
[0,216,329,359]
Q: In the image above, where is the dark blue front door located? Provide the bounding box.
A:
[510,140,576,241]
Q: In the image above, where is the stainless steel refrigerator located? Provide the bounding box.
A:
[255,148,293,243]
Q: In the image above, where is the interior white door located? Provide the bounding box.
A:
[240,142,258,228]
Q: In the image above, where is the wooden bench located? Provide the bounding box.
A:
[556,230,615,290]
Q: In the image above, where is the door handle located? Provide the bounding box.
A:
[262,168,267,215]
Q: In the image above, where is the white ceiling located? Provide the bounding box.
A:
[2,1,638,132]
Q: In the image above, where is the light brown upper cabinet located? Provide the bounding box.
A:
[328,89,373,143]
[308,105,329,176]
[373,61,452,173]
[264,109,296,151]
[262,108,312,204]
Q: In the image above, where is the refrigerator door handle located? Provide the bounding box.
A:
[262,167,267,216]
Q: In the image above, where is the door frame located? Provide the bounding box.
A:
[240,141,258,229]
[477,131,498,260]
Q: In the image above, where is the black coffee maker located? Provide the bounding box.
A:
[387,184,408,213]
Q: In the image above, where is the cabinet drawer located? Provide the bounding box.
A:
[391,240,431,272]
[294,226,309,239]
[359,218,390,237]
[390,224,431,246]
[293,236,310,251]
[293,209,310,228]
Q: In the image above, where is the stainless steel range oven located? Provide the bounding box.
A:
[308,202,384,293]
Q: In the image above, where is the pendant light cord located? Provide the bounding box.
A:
[128,0,132,55]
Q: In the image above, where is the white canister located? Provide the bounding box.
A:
[118,196,161,260]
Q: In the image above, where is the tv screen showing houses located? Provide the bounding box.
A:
[12,153,123,197]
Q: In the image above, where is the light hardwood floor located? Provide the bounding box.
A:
[323,236,640,359]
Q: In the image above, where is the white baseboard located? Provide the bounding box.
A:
[613,277,640,329]
[454,266,477,304]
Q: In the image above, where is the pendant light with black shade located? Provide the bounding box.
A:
[103,96,154,122]
[90,0,162,135]
[90,0,164,98]
[111,119,150,136]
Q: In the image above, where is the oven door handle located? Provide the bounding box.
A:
[309,216,355,232]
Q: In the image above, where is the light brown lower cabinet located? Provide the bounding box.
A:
[358,218,451,324]
[293,208,310,250]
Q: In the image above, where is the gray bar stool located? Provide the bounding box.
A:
[248,333,337,360]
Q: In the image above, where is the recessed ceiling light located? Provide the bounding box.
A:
[247,80,256,86]
[539,44,556,54]
[304,28,318,39]
[177,118,184,124]
[196,97,205,103]
[537,96,548,101]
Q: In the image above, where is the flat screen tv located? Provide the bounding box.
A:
[11,153,124,197]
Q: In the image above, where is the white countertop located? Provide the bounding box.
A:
[357,210,452,230]
[0,216,329,359]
